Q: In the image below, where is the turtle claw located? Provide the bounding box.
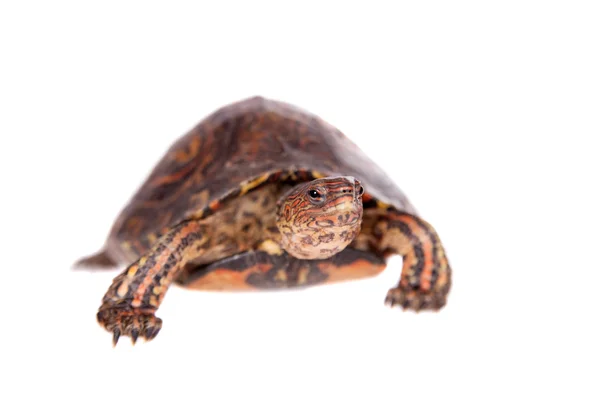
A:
[385,286,447,311]
[130,328,140,344]
[97,305,162,345]
[143,325,160,341]
[112,328,121,346]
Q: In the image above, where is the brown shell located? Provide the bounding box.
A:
[106,96,416,258]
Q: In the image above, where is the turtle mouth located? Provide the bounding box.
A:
[326,198,362,226]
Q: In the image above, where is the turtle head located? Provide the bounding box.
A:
[276,176,364,259]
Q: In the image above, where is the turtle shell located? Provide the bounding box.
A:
[104,96,417,261]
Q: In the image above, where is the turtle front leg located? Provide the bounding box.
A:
[97,220,207,345]
[374,212,452,311]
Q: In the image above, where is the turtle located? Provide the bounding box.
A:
[76,96,452,345]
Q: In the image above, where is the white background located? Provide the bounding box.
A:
[1,1,599,399]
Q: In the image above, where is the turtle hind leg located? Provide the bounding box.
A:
[375,211,452,311]
[73,249,119,269]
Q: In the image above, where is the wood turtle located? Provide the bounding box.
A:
[77,96,452,345]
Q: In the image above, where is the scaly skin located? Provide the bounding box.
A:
[375,212,451,310]
[276,176,364,259]
[97,219,227,345]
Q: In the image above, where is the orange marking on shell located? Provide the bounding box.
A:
[174,136,201,163]
[125,217,144,237]
[240,174,270,195]
[317,258,386,284]
[184,264,271,291]
[376,200,390,209]
[209,199,222,211]
[149,162,196,186]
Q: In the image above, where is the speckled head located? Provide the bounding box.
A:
[276,176,364,259]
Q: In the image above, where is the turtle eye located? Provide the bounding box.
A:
[308,189,321,199]
[307,189,325,203]
[357,186,364,196]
